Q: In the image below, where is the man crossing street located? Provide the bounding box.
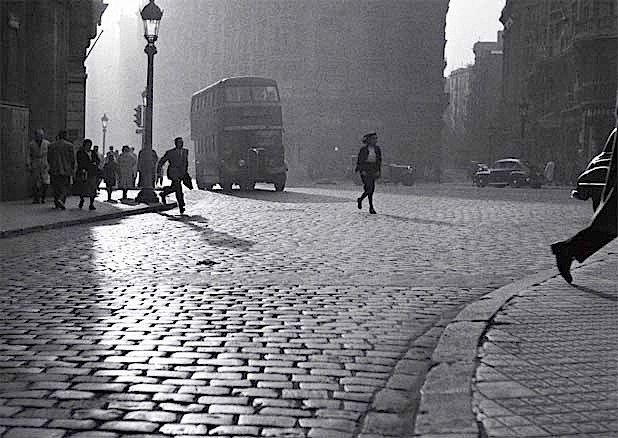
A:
[156,136,190,214]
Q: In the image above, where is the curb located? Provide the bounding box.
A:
[0,202,177,239]
[412,268,559,437]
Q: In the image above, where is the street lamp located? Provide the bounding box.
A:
[519,100,529,158]
[136,0,163,204]
[101,113,109,150]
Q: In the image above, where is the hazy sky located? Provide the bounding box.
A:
[96,0,505,77]
[445,0,506,74]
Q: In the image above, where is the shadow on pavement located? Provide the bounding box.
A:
[378,213,458,227]
[159,212,255,250]
[220,188,350,204]
[573,284,618,301]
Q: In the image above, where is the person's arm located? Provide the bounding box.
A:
[355,149,363,173]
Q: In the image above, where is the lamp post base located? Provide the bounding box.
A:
[135,187,160,204]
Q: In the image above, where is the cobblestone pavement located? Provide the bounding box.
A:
[0,184,596,437]
[474,254,618,437]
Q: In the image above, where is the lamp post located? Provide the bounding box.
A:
[519,100,529,158]
[101,113,109,151]
[136,0,163,204]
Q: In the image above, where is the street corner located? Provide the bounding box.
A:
[0,197,178,239]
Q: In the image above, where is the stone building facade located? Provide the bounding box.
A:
[444,66,473,167]
[500,0,617,183]
[153,0,449,181]
[467,33,504,164]
[0,0,105,200]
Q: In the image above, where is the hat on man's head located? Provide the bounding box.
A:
[362,132,377,143]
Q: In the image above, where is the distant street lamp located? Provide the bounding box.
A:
[136,0,163,204]
[519,100,529,158]
[101,113,109,150]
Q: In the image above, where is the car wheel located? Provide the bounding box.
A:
[510,175,522,188]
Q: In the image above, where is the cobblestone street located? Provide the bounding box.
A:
[0,184,603,437]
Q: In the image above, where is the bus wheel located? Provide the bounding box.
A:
[274,174,286,192]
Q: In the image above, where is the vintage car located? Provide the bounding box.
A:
[474,158,543,188]
[571,128,615,210]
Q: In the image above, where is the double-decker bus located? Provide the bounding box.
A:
[190,77,287,192]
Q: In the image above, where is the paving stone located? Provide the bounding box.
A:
[3,428,66,438]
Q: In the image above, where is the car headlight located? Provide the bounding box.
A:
[238,159,246,167]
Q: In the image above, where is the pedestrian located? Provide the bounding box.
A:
[26,128,50,204]
[129,146,138,187]
[102,152,118,202]
[551,103,617,284]
[47,130,75,210]
[138,148,159,188]
[355,132,382,214]
[75,138,100,210]
[157,137,189,214]
[93,145,104,191]
[117,145,137,200]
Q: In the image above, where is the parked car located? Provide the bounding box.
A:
[474,158,543,188]
[571,128,615,210]
[382,164,415,186]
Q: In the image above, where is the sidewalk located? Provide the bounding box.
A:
[414,245,617,437]
[0,189,177,238]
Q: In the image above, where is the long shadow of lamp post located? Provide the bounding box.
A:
[136,0,163,204]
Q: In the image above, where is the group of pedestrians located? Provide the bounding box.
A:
[27,129,148,210]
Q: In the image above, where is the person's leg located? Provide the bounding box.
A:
[367,176,376,213]
[58,176,68,208]
[106,186,113,201]
[89,196,96,210]
[41,184,47,203]
[78,196,84,208]
[174,179,185,212]
[358,173,369,209]
[32,181,40,203]
[50,175,59,207]
[122,189,128,199]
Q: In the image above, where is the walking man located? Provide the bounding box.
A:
[26,128,50,203]
[157,137,189,214]
[47,130,75,210]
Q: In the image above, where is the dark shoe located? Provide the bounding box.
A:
[357,198,362,210]
[551,242,573,284]
[89,204,96,211]
[78,198,84,209]
[179,205,185,214]
[159,193,167,205]
[369,207,376,214]
[32,198,39,204]
[57,200,66,210]
[40,199,45,204]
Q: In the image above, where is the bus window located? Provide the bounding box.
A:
[252,86,279,102]
[225,86,252,102]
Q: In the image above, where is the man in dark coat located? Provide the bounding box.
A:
[156,137,189,214]
[47,130,75,210]
[551,103,617,283]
